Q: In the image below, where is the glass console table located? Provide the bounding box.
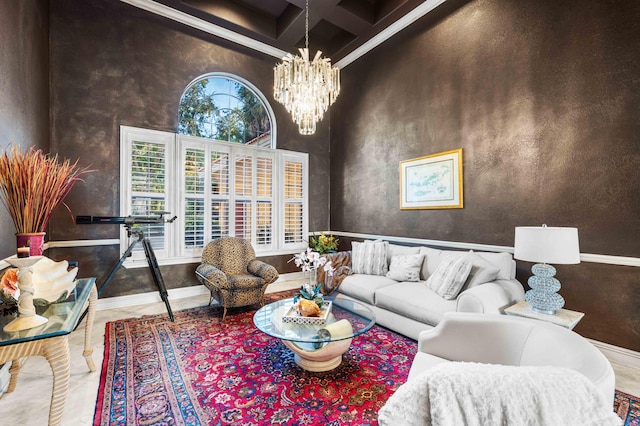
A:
[0,277,97,426]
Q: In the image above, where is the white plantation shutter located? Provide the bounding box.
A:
[234,154,252,241]
[211,151,230,239]
[122,126,307,263]
[120,126,175,261]
[183,148,205,249]
[281,154,307,247]
[255,156,273,248]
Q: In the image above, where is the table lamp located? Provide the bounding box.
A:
[514,225,580,314]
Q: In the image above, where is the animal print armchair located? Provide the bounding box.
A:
[195,237,279,319]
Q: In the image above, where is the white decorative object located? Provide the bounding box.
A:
[273,0,340,135]
[31,257,78,304]
[3,256,48,332]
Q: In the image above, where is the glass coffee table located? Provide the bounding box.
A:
[253,297,376,372]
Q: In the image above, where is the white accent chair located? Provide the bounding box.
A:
[407,312,616,408]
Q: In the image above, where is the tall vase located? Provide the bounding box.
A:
[304,268,318,286]
[16,232,46,256]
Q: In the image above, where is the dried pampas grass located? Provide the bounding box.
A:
[0,145,94,233]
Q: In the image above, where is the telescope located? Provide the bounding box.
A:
[76,212,177,226]
[75,212,177,322]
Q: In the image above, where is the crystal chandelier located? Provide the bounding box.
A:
[273,0,340,135]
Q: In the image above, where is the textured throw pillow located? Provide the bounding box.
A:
[426,255,473,300]
[464,250,500,288]
[386,254,425,282]
[351,240,389,276]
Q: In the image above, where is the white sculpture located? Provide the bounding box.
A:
[31,257,78,304]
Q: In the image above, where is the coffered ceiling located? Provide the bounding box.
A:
[121,0,448,67]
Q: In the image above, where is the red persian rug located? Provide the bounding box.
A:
[94,290,638,425]
[94,291,416,425]
[615,390,640,426]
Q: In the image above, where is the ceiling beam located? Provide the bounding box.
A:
[119,0,449,68]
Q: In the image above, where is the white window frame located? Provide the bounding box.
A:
[120,125,308,267]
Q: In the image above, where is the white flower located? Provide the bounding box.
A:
[323,261,335,277]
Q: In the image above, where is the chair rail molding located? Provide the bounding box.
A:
[326,231,640,268]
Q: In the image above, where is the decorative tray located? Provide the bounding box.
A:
[282,300,332,326]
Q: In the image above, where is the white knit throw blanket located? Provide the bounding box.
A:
[378,362,622,426]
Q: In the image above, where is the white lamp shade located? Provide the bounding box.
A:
[514,226,580,264]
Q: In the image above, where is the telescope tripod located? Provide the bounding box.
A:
[78,225,175,325]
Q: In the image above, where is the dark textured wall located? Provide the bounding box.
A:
[47,0,329,293]
[330,0,640,351]
[0,0,49,258]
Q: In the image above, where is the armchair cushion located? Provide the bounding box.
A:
[247,259,279,284]
[196,263,226,289]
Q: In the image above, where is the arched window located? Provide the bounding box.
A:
[118,74,307,266]
[178,74,275,148]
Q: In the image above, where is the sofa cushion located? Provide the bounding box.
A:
[387,244,421,266]
[419,246,443,280]
[375,282,458,326]
[386,254,425,282]
[465,250,500,288]
[426,255,473,300]
[338,274,397,305]
[352,240,389,276]
[421,248,515,281]
[474,251,514,280]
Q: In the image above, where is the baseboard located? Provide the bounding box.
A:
[589,338,640,369]
[96,271,303,311]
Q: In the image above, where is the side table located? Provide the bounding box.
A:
[505,301,584,330]
[0,277,97,426]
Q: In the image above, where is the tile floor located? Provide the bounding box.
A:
[0,280,638,425]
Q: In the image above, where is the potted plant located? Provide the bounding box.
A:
[0,145,94,256]
[309,232,339,254]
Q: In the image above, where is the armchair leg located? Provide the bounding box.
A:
[221,306,227,321]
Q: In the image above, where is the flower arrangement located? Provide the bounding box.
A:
[0,268,19,305]
[289,248,335,314]
[0,146,94,233]
[309,232,339,254]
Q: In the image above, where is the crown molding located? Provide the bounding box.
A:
[335,0,448,68]
[119,0,288,59]
[119,0,448,68]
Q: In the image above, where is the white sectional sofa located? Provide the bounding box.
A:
[322,241,526,340]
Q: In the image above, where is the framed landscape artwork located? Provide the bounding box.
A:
[400,149,463,210]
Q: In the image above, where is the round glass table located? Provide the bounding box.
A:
[253,297,376,372]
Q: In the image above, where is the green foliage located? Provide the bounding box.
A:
[178,80,218,138]
[309,232,339,254]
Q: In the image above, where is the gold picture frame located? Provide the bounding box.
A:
[400,149,463,210]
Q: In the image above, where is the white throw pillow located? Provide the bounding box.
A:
[387,244,421,266]
[464,250,500,288]
[386,254,425,282]
[426,255,472,300]
[352,240,389,276]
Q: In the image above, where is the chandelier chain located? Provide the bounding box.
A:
[305,0,309,50]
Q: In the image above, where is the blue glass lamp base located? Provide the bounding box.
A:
[524,263,564,315]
